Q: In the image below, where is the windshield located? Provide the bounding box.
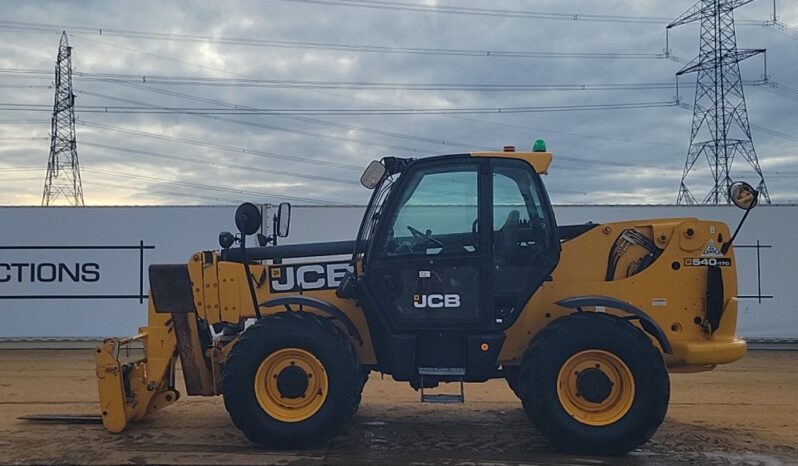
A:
[352,173,395,270]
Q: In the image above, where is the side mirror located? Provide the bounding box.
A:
[276,202,291,238]
[219,231,236,249]
[729,181,758,210]
[235,202,262,236]
[361,160,386,189]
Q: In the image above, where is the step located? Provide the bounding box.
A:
[418,367,466,376]
[420,393,464,404]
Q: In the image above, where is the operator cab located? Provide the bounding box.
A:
[343,144,561,387]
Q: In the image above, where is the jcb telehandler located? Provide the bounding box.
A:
[95,143,757,455]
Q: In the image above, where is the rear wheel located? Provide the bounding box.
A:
[222,312,360,448]
[519,312,669,455]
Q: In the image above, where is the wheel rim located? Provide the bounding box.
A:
[556,349,635,426]
[254,348,328,423]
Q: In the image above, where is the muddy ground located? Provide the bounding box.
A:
[0,349,796,465]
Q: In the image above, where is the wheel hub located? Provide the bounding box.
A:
[575,367,612,403]
[276,365,310,399]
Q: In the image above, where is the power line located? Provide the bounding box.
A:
[0,120,50,124]
[81,167,350,205]
[1,100,679,115]
[2,68,684,92]
[73,96,687,179]
[76,74,680,92]
[279,0,674,23]
[84,179,246,204]
[0,20,664,59]
[3,30,696,176]
[675,98,798,146]
[557,155,682,172]
[750,124,798,144]
[72,90,436,154]
[280,0,776,27]
[81,79,493,150]
[72,90,692,175]
[755,80,798,101]
[80,141,360,186]
[2,66,686,151]
[64,34,686,149]
[76,120,363,171]
[0,167,43,172]
[773,20,798,42]
[0,84,51,89]
[0,177,43,184]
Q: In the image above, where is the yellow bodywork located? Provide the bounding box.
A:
[472,150,553,174]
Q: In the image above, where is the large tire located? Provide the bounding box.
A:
[519,312,670,455]
[503,366,522,400]
[222,312,361,448]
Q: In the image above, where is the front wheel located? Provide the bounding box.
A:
[222,312,361,448]
[519,312,670,455]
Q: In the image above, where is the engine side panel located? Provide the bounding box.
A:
[499,217,744,370]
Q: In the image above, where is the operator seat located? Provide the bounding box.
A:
[496,210,521,263]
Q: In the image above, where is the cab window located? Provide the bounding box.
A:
[383,164,479,256]
[493,160,549,261]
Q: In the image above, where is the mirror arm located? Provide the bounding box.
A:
[721,203,754,254]
[272,213,279,246]
[240,237,262,319]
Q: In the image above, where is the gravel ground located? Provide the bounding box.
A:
[0,349,796,465]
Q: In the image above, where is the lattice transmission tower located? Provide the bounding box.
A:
[42,31,84,206]
[668,0,771,205]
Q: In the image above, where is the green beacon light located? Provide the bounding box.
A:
[533,139,547,152]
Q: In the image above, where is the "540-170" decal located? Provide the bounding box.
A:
[684,257,732,267]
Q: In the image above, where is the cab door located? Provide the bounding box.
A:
[363,157,491,331]
[490,158,560,328]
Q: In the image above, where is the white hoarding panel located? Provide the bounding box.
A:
[0,206,245,338]
[0,204,794,339]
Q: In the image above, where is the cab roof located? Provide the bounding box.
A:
[471,151,553,174]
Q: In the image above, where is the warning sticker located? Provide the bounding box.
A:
[702,241,722,257]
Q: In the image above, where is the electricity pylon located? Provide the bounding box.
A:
[42,31,84,206]
[668,0,771,205]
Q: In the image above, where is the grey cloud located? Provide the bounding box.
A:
[0,0,795,206]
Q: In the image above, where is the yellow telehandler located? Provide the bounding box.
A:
[94,142,756,454]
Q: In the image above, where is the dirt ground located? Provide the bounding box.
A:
[0,350,796,465]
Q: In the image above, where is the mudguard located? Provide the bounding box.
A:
[556,295,673,354]
[260,296,363,345]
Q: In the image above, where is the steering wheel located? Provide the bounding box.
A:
[407,225,445,248]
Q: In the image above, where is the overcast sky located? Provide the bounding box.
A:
[0,0,796,206]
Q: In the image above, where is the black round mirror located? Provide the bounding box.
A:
[729,181,758,210]
[235,202,262,236]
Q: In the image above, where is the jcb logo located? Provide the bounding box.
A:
[269,261,353,292]
[413,294,461,309]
